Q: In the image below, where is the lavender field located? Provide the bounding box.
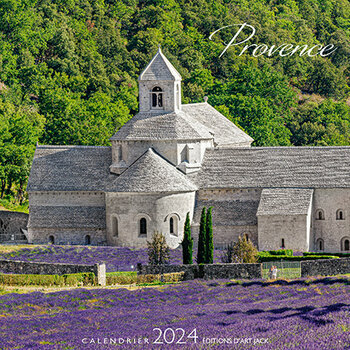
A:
[0,245,223,272]
[1,277,349,349]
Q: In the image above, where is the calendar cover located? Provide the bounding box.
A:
[0,1,349,349]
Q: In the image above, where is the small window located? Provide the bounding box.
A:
[316,209,325,220]
[244,234,249,241]
[336,209,344,220]
[170,217,174,234]
[341,237,350,251]
[49,235,55,244]
[281,238,285,249]
[85,235,91,245]
[316,238,324,251]
[112,217,119,237]
[140,218,147,236]
[345,240,350,251]
[151,86,163,108]
[169,216,178,236]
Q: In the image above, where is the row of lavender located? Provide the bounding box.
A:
[0,277,349,349]
[0,246,223,272]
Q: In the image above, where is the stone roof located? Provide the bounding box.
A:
[107,148,197,193]
[257,188,313,216]
[111,102,252,144]
[27,146,112,192]
[193,200,259,226]
[110,110,213,141]
[28,206,106,228]
[182,103,253,146]
[193,147,350,189]
[139,47,181,81]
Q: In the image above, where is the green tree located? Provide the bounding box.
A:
[232,235,259,264]
[197,207,206,264]
[205,207,213,264]
[147,231,170,265]
[181,212,193,264]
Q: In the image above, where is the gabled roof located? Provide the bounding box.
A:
[107,148,197,193]
[182,103,253,146]
[193,147,350,189]
[27,145,112,192]
[110,110,213,141]
[257,188,313,216]
[139,47,181,81]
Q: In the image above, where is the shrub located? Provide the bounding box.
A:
[258,253,339,262]
[220,243,234,263]
[136,272,184,285]
[268,249,293,256]
[106,272,138,285]
[303,252,350,257]
[220,237,259,264]
[147,232,170,265]
[0,272,97,286]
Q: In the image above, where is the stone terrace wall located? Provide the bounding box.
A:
[0,260,106,285]
[301,258,350,277]
[137,263,262,280]
[0,211,28,242]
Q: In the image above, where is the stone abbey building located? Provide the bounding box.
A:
[28,48,350,253]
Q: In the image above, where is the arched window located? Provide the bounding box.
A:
[169,216,178,236]
[336,209,344,220]
[112,217,119,237]
[151,86,163,109]
[139,218,147,236]
[49,235,55,244]
[341,237,350,251]
[85,235,91,245]
[316,209,325,220]
[345,240,350,251]
[316,238,324,251]
[244,234,249,241]
[170,217,174,234]
[281,238,285,249]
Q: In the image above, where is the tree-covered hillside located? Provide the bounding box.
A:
[0,0,349,205]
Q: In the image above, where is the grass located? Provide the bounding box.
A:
[106,271,137,276]
[262,267,301,279]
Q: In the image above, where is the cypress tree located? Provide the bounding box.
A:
[182,212,193,264]
[205,207,214,264]
[197,207,207,264]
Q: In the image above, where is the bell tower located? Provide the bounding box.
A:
[138,47,182,113]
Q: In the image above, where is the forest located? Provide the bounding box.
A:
[0,0,349,209]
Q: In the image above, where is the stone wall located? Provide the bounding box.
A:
[137,263,262,280]
[106,191,195,248]
[28,191,107,245]
[0,259,106,285]
[312,189,350,253]
[258,214,311,252]
[192,189,260,248]
[28,228,107,246]
[0,211,28,242]
[301,258,350,277]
